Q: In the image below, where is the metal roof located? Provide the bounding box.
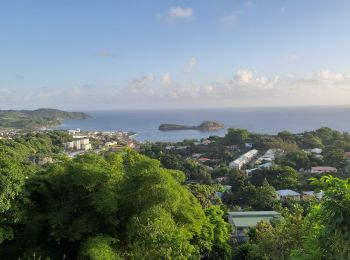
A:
[228,211,280,228]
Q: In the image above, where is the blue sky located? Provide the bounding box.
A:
[0,0,350,110]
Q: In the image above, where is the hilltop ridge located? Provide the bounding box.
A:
[0,108,91,130]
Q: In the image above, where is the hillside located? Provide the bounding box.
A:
[0,108,91,130]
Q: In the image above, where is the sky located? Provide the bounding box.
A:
[0,0,350,110]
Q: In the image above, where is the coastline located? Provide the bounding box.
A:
[51,106,350,143]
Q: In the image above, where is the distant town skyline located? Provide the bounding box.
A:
[0,0,350,110]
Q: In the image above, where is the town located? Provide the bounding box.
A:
[1,126,350,259]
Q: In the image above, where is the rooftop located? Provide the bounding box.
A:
[277,189,300,196]
[228,211,280,228]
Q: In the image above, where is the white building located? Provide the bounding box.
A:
[81,143,92,150]
[302,191,324,199]
[304,148,323,154]
[64,138,92,151]
[255,149,282,164]
[276,189,300,200]
[229,149,258,169]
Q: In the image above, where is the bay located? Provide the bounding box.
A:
[56,106,350,142]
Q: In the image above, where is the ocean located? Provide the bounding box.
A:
[56,106,350,142]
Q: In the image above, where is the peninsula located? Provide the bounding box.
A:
[0,108,91,130]
[159,121,224,131]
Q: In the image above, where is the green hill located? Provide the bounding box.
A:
[0,108,91,130]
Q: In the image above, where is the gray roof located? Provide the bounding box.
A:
[228,211,280,228]
[276,189,300,196]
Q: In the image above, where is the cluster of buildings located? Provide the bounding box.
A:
[229,149,258,169]
[276,189,324,200]
[64,137,92,151]
[62,129,139,154]
[228,188,324,242]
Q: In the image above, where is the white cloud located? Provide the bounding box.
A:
[285,54,300,63]
[161,72,172,85]
[7,69,349,109]
[159,7,194,22]
[234,70,254,85]
[187,57,197,73]
[122,73,156,96]
[114,69,350,107]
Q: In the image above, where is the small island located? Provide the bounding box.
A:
[159,121,224,131]
[0,108,91,130]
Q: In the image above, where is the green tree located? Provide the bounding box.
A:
[323,147,347,169]
[241,181,278,210]
[224,128,250,145]
[250,166,298,190]
[279,150,311,170]
[277,131,296,142]
[79,235,122,260]
[227,168,247,192]
[292,176,350,259]
[248,207,304,260]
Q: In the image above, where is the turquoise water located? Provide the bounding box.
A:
[57,106,350,142]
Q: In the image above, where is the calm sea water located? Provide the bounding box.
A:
[56,106,350,142]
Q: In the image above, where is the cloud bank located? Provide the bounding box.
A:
[1,69,350,109]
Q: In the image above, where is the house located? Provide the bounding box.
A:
[311,148,322,154]
[311,166,337,174]
[228,211,280,242]
[245,143,253,148]
[258,162,273,169]
[255,149,282,164]
[229,149,258,169]
[68,128,81,135]
[215,177,227,183]
[302,191,324,200]
[304,148,323,154]
[192,153,203,159]
[276,189,300,200]
[222,185,232,192]
[127,140,136,149]
[224,145,239,151]
[245,168,258,175]
[105,141,118,147]
[201,139,211,145]
[175,146,189,150]
[198,157,211,163]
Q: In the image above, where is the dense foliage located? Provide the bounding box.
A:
[0,133,231,259]
[1,127,350,259]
